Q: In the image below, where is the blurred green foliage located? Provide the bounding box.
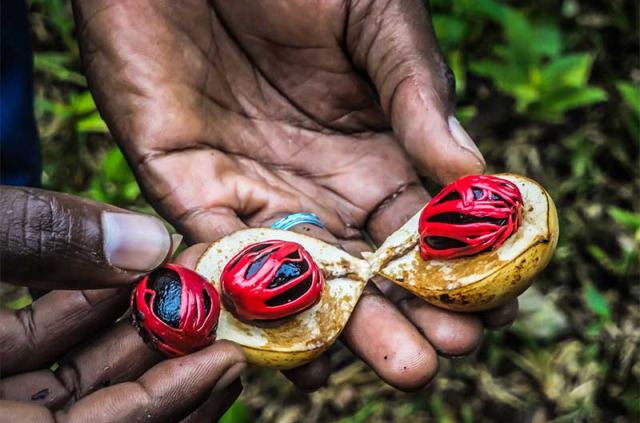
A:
[432,0,609,121]
[17,0,640,422]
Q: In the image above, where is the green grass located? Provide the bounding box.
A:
[6,0,638,422]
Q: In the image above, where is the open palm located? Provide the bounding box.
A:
[75,0,515,391]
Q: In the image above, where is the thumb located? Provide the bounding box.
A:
[0,186,177,289]
[347,0,485,184]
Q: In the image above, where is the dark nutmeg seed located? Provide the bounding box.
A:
[131,264,221,357]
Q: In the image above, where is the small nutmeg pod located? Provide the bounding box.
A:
[368,174,559,312]
[196,229,371,370]
[131,264,221,357]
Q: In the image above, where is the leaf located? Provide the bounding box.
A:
[70,91,99,115]
[76,112,109,133]
[466,0,514,24]
[123,182,141,201]
[492,45,512,61]
[469,60,528,90]
[531,86,607,121]
[432,16,467,51]
[103,148,136,184]
[616,81,640,116]
[35,97,72,118]
[587,244,637,276]
[4,295,33,310]
[540,54,594,90]
[337,401,382,423]
[219,401,250,423]
[32,0,78,54]
[33,0,74,40]
[456,105,477,126]
[609,207,640,232]
[503,11,538,67]
[33,53,87,86]
[448,50,466,95]
[583,283,610,320]
[512,84,540,112]
[531,24,562,58]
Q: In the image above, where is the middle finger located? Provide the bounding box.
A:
[257,213,440,392]
[0,287,131,377]
[1,320,163,409]
[366,184,486,356]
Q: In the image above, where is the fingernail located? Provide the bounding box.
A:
[213,362,246,392]
[170,233,183,257]
[448,116,485,168]
[102,212,172,271]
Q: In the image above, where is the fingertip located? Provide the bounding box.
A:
[282,354,331,392]
[179,340,247,382]
[102,212,173,272]
[342,291,439,392]
[384,342,439,392]
[481,299,519,330]
[399,298,483,357]
[173,243,211,270]
[420,126,486,185]
[206,340,248,367]
[392,88,485,185]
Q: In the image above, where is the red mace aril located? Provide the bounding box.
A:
[131,264,220,357]
[220,240,325,322]
[419,175,524,260]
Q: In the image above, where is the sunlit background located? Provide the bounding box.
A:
[2,0,638,422]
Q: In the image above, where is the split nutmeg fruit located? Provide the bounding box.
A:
[132,174,559,369]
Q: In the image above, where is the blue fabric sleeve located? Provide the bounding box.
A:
[1,0,41,187]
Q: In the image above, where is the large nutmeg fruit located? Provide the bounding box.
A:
[368,174,559,312]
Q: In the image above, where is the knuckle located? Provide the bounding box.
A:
[55,358,84,403]
[15,306,39,354]
[433,58,457,112]
[130,380,154,409]
[443,64,456,99]
[2,188,73,263]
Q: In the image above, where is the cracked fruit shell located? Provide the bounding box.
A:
[367,174,559,312]
[195,228,371,369]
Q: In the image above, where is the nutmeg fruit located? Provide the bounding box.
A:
[195,229,371,370]
[367,174,559,312]
[186,173,558,369]
[131,264,221,357]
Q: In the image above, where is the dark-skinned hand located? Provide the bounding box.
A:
[73,0,519,391]
[0,186,246,422]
